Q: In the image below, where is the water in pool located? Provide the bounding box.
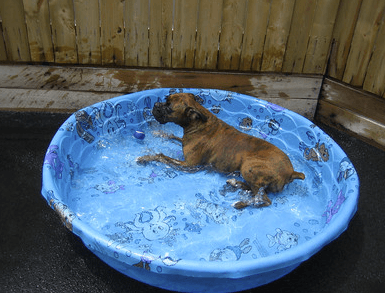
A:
[68,122,329,263]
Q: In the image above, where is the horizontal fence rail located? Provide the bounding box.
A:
[0,0,384,98]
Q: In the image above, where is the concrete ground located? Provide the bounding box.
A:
[1,111,384,293]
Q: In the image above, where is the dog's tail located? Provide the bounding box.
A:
[291,171,305,181]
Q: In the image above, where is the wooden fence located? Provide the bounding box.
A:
[0,0,384,98]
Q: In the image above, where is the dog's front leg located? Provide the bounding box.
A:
[137,154,203,172]
[137,154,185,167]
[152,131,182,143]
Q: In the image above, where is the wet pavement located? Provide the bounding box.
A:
[1,111,384,293]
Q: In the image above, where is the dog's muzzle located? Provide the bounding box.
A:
[152,102,172,124]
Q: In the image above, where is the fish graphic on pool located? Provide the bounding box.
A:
[267,228,299,252]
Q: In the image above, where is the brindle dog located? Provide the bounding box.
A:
[137,93,305,209]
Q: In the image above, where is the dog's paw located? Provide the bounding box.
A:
[226,178,237,187]
[152,130,168,138]
[136,155,153,166]
[136,157,146,166]
[232,201,249,210]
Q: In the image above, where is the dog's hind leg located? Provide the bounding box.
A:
[226,179,254,209]
[226,178,251,191]
[251,187,271,207]
[233,187,271,210]
[227,172,272,209]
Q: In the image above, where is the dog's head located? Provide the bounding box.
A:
[152,93,208,127]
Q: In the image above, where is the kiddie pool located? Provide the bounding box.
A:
[41,88,359,292]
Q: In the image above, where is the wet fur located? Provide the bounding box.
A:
[137,93,305,209]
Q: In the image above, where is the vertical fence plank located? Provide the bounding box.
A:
[74,0,101,64]
[327,0,362,80]
[282,0,317,73]
[49,0,77,63]
[0,0,31,61]
[195,0,222,70]
[342,0,385,86]
[363,20,385,96]
[23,0,54,62]
[302,0,341,74]
[261,0,295,72]
[239,0,270,71]
[172,0,199,68]
[125,0,149,67]
[100,0,125,65]
[149,0,173,67]
[218,0,247,70]
[0,23,8,61]
[0,21,8,60]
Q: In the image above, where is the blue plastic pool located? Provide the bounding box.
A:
[42,88,359,292]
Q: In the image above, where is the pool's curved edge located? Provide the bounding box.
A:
[40,88,360,284]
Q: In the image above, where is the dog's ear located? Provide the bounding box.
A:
[187,93,196,100]
[185,107,208,123]
[188,93,204,105]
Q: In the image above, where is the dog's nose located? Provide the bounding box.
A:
[154,102,162,108]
